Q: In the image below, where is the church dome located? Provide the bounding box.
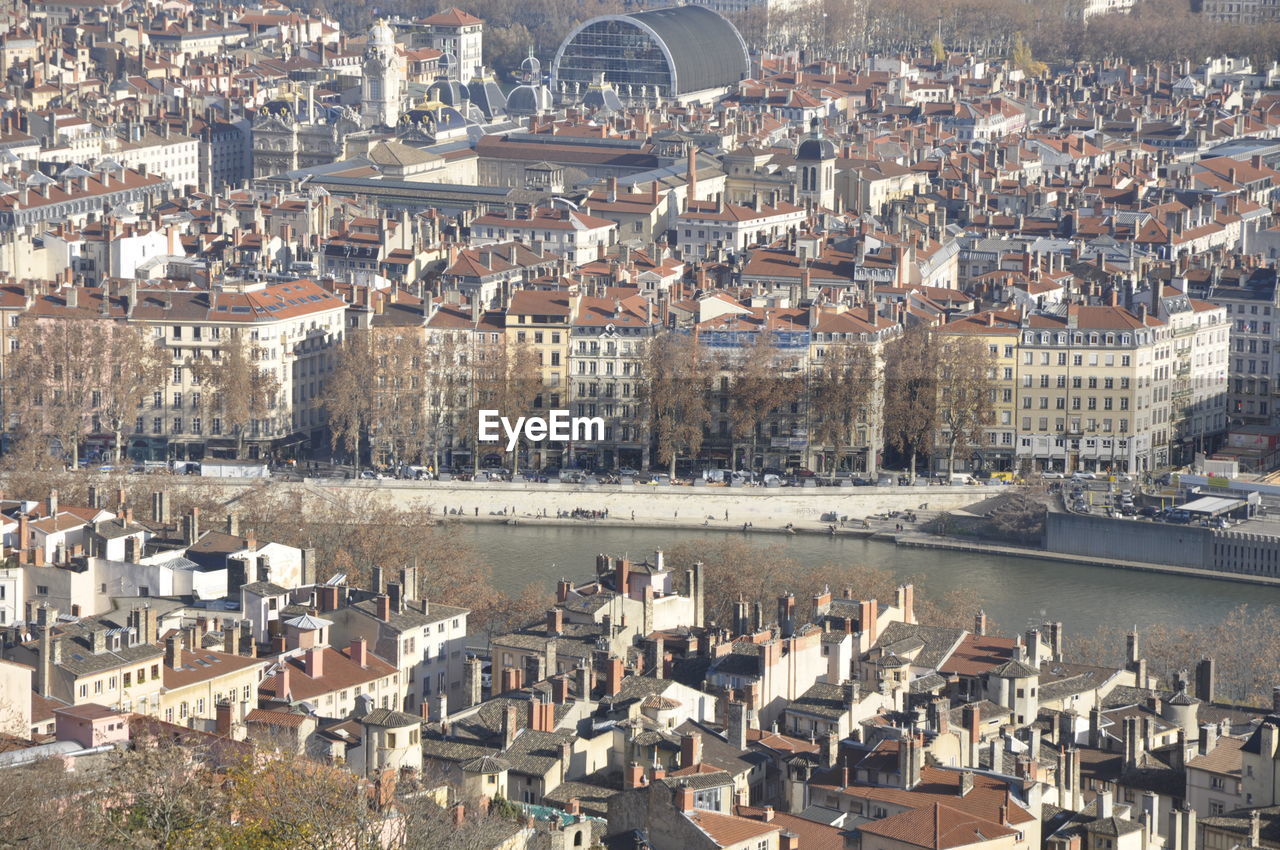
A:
[796,118,837,161]
[507,84,553,116]
[428,78,469,106]
[520,53,541,81]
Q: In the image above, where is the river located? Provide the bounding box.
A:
[462,524,1280,636]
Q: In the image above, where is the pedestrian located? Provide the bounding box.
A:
[474,506,478,516]
[631,510,635,521]
[674,510,678,519]
[724,509,729,521]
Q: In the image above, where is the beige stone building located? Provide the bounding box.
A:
[1014,303,1172,474]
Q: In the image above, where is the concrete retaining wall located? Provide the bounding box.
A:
[1045,513,1212,568]
[1047,513,1280,578]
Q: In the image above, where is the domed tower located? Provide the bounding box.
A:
[795,117,836,209]
[507,52,553,117]
[427,52,469,109]
[362,19,406,128]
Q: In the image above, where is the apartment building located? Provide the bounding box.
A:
[128,278,347,460]
[504,290,573,469]
[1156,286,1230,462]
[1187,270,1280,431]
[418,8,485,84]
[107,127,201,193]
[156,632,267,726]
[257,636,403,716]
[321,568,470,716]
[1013,303,1172,475]
[808,304,900,476]
[11,606,166,715]
[675,197,806,260]
[469,207,616,267]
[568,295,656,470]
[937,311,1024,472]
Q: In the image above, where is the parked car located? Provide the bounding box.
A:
[1138,506,1159,518]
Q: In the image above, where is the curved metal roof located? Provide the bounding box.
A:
[554,6,748,96]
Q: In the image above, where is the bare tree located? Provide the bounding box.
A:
[92,734,225,849]
[4,316,100,467]
[323,330,377,472]
[810,342,881,478]
[223,752,383,849]
[395,793,531,850]
[725,330,790,472]
[643,331,713,477]
[0,757,89,847]
[936,335,997,476]
[423,330,469,473]
[99,324,169,464]
[492,341,542,476]
[368,333,431,470]
[463,337,540,474]
[189,331,282,460]
[883,325,938,479]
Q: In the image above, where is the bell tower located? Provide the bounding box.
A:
[362,20,405,128]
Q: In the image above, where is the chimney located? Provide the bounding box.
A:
[375,595,391,621]
[974,610,988,636]
[604,656,624,696]
[777,593,795,638]
[625,763,646,789]
[1198,722,1217,756]
[685,148,698,209]
[226,513,239,536]
[1098,790,1113,819]
[215,700,233,736]
[222,621,237,654]
[547,608,563,636]
[727,699,748,750]
[503,705,519,749]
[349,637,367,667]
[959,770,974,796]
[387,582,403,614]
[464,656,483,708]
[675,785,696,813]
[1195,658,1215,703]
[896,584,915,623]
[165,634,184,669]
[964,703,981,763]
[305,646,324,679]
[616,558,631,598]
[681,732,703,768]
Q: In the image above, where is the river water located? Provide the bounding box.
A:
[462,524,1280,636]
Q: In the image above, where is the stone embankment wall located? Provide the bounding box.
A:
[190,478,990,526]
[1047,512,1280,577]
